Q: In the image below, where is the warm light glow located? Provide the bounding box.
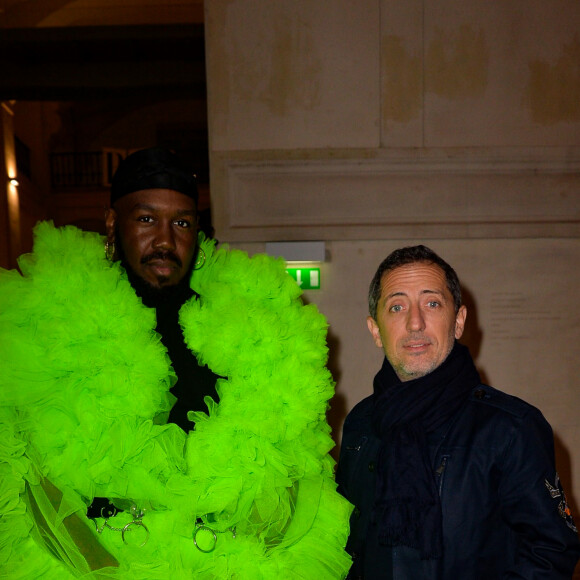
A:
[6,173,21,254]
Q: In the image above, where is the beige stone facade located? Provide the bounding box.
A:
[1,3,579,572]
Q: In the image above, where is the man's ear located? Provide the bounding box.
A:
[367,316,384,349]
[105,208,117,242]
[454,305,467,340]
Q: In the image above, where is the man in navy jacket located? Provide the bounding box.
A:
[337,245,580,579]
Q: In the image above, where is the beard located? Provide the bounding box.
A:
[115,230,195,310]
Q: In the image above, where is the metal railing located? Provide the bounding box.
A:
[50,151,104,188]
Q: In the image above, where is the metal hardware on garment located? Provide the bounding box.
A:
[193,247,206,270]
[193,517,237,553]
[435,455,449,495]
[121,519,149,546]
[435,456,448,476]
[94,505,150,548]
[345,436,368,452]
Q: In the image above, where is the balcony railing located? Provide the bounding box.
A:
[50,151,103,188]
[50,148,129,189]
[50,147,208,191]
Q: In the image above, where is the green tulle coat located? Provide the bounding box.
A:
[0,222,352,579]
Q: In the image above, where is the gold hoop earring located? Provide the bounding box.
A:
[105,240,115,262]
[193,247,206,270]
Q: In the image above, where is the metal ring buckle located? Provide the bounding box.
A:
[193,523,218,553]
[121,520,150,548]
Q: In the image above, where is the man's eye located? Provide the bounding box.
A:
[428,300,441,308]
[174,219,192,228]
[137,216,153,223]
[389,304,403,313]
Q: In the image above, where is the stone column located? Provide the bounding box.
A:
[0,101,20,269]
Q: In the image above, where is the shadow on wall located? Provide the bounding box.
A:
[326,327,346,462]
[463,284,580,548]
[460,285,488,384]
[298,292,346,463]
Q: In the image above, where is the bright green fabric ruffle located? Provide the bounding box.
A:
[0,222,352,578]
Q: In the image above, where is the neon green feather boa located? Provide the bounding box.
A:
[0,222,352,579]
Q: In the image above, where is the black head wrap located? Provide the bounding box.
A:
[110,147,198,206]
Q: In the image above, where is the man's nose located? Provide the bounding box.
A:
[153,222,176,251]
[406,304,425,332]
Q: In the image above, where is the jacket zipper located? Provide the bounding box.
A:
[435,455,449,495]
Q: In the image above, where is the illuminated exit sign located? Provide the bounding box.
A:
[286,267,321,290]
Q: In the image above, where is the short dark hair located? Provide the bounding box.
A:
[368,245,462,319]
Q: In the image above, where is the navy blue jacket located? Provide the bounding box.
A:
[337,384,580,579]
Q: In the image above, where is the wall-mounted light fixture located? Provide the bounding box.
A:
[265,241,326,290]
[9,178,19,187]
[265,241,325,264]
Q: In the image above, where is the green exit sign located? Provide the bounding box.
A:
[287,267,321,289]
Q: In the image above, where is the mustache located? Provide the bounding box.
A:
[141,251,182,268]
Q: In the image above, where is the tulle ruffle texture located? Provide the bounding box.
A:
[0,222,352,578]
